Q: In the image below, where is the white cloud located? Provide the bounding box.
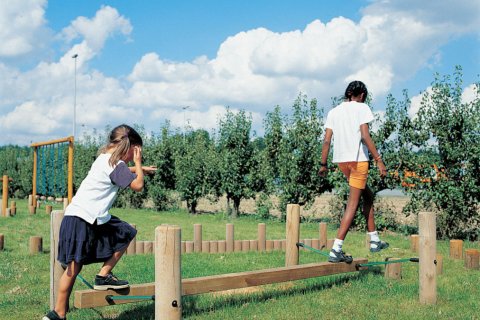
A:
[0,0,479,145]
[60,5,132,53]
[0,0,50,58]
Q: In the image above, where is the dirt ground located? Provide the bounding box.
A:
[190,193,416,225]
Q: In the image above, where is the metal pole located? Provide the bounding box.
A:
[72,54,78,139]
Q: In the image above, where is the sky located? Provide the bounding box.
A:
[0,0,479,145]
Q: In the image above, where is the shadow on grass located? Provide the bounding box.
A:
[111,267,382,319]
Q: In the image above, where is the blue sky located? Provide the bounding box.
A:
[0,0,479,145]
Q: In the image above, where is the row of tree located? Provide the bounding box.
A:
[0,68,478,239]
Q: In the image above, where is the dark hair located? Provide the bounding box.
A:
[99,124,143,167]
[344,80,368,102]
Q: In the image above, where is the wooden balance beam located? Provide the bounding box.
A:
[74,258,367,309]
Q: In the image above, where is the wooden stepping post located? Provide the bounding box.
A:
[226,223,234,253]
[258,223,266,252]
[285,204,300,267]
[410,234,419,253]
[126,224,136,255]
[155,225,181,320]
[30,236,43,254]
[449,240,463,259]
[419,212,436,305]
[194,224,202,253]
[385,258,402,279]
[50,210,65,309]
[465,249,479,270]
[319,222,327,249]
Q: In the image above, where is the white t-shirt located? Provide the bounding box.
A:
[65,153,136,225]
[325,101,374,163]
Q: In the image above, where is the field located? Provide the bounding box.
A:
[0,198,479,320]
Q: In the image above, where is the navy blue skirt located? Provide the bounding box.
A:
[57,215,137,265]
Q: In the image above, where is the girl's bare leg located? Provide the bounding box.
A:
[362,185,376,232]
[54,261,83,318]
[97,246,127,276]
[336,186,363,240]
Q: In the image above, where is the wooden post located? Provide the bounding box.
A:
[365,234,371,250]
[435,254,443,275]
[194,224,202,253]
[185,241,194,253]
[0,234,4,250]
[30,236,43,254]
[384,258,402,279]
[311,239,320,250]
[326,239,334,250]
[155,225,181,320]
[226,223,234,253]
[410,234,419,253]
[266,240,273,252]
[285,204,300,267]
[319,222,327,249]
[10,201,16,216]
[218,240,226,253]
[242,240,250,252]
[258,223,266,252]
[46,205,53,215]
[419,212,436,304]
[201,241,210,253]
[181,241,186,254]
[465,249,479,270]
[2,175,7,217]
[32,147,38,210]
[126,224,137,255]
[234,240,242,252]
[449,240,463,259]
[210,241,218,253]
[249,240,258,251]
[144,241,153,254]
[136,241,144,254]
[50,210,65,309]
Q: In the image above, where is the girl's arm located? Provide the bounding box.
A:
[360,124,387,177]
[319,128,333,176]
[129,146,144,192]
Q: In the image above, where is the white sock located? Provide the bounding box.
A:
[368,231,380,248]
[331,238,344,254]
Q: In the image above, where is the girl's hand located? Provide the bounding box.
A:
[143,166,157,175]
[377,160,387,177]
[133,146,142,165]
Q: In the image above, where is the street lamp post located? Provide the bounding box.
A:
[182,106,190,140]
[72,54,78,139]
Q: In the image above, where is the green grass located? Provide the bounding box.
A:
[0,199,479,319]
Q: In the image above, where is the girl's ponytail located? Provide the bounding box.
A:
[98,124,143,167]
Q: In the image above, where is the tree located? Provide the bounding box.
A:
[405,67,480,239]
[217,109,255,218]
[276,94,330,218]
[145,122,179,211]
[175,129,219,214]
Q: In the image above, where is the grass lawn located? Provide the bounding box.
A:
[0,199,479,319]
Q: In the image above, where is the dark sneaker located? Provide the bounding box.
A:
[328,249,353,264]
[42,310,66,320]
[370,241,389,252]
[94,273,129,291]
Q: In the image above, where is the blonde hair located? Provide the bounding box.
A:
[98,124,143,167]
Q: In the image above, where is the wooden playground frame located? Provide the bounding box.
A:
[31,136,74,210]
[49,205,437,319]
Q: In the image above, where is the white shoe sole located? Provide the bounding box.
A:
[93,284,129,291]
